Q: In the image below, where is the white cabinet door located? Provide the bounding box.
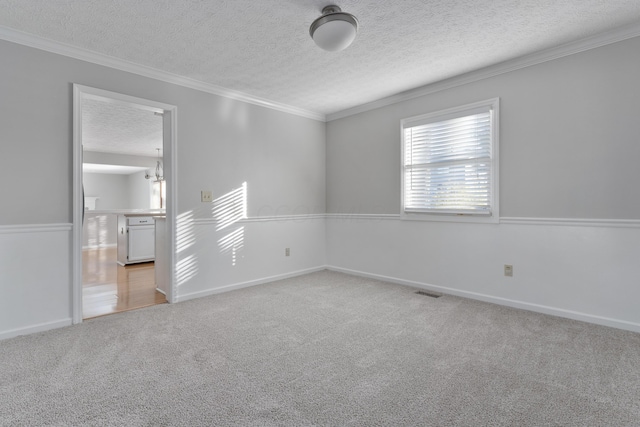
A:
[128,225,155,262]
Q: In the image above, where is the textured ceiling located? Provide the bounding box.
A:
[82,97,163,157]
[1,1,640,116]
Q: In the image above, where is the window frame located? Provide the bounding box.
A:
[400,98,500,223]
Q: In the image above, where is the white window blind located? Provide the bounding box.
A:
[402,99,498,217]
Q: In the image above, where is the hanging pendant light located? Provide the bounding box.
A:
[145,148,164,182]
[309,5,359,52]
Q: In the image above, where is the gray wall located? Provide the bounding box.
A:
[128,171,152,209]
[0,39,326,226]
[0,38,326,338]
[83,154,156,210]
[325,35,640,331]
[176,94,326,219]
[83,173,131,210]
[5,28,639,336]
[83,152,157,169]
[327,36,640,219]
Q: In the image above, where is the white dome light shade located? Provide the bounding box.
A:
[311,19,357,51]
[310,6,358,52]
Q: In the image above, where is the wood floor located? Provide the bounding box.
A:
[83,247,166,319]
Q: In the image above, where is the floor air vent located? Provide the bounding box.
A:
[415,290,442,298]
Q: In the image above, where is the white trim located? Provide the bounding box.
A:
[0,26,324,122]
[75,85,170,113]
[176,266,327,302]
[193,214,326,226]
[0,318,73,341]
[164,107,178,304]
[2,215,637,233]
[72,85,83,324]
[0,223,72,234]
[499,217,640,228]
[240,214,325,223]
[324,213,401,221]
[327,266,640,333]
[325,214,640,229]
[327,22,640,121]
[400,212,501,224]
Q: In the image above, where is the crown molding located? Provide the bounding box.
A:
[0,25,326,122]
[327,22,640,121]
[3,20,640,124]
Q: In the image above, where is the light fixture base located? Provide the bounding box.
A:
[322,5,342,14]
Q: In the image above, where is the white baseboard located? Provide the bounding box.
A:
[327,266,640,334]
[0,318,73,341]
[176,266,327,303]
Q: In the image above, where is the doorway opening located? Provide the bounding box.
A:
[73,85,177,323]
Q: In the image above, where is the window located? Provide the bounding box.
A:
[152,180,166,209]
[401,98,499,222]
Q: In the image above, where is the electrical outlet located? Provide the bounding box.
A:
[504,264,513,277]
[201,190,213,203]
[285,248,290,257]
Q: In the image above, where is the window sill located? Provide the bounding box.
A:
[400,211,499,224]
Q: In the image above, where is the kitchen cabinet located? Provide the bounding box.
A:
[117,215,155,265]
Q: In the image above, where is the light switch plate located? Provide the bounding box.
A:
[201,190,213,203]
[504,264,513,277]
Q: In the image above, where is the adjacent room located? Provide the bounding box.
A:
[81,96,168,318]
[1,1,639,425]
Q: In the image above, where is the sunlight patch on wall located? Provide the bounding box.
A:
[176,254,198,287]
[212,182,247,231]
[218,227,245,266]
[176,210,196,254]
[176,210,198,288]
[213,182,247,266]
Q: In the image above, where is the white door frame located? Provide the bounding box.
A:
[72,84,178,323]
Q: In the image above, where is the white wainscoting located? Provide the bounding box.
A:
[0,224,73,340]
[0,216,326,340]
[4,215,638,340]
[326,215,640,333]
[174,215,327,302]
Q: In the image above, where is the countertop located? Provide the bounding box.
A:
[85,210,166,217]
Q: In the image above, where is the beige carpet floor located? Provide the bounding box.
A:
[1,270,639,426]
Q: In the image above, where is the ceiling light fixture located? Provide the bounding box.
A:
[145,148,164,182]
[309,5,359,52]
